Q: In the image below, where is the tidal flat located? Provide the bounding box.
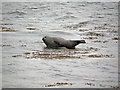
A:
[1,2,119,88]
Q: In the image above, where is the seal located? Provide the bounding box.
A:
[42,36,86,49]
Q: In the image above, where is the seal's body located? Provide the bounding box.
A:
[42,36,86,49]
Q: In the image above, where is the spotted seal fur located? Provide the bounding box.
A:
[42,36,86,49]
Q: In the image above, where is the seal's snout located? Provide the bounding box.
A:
[42,36,47,41]
[42,37,44,41]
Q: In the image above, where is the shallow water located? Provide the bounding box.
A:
[1,2,119,88]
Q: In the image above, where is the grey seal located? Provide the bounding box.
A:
[42,36,86,49]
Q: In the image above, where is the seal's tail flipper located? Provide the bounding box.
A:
[73,40,86,44]
[70,40,86,47]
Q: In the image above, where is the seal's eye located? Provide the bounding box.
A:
[44,36,46,38]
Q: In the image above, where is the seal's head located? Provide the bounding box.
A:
[42,36,49,43]
[42,36,46,42]
[42,36,54,48]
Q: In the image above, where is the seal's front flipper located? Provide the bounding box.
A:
[54,40,63,47]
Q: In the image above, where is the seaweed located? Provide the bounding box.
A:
[0,44,11,47]
[85,82,120,88]
[88,54,113,58]
[26,27,38,30]
[112,37,119,40]
[93,40,108,43]
[45,82,73,87]
[2,26,17,32]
